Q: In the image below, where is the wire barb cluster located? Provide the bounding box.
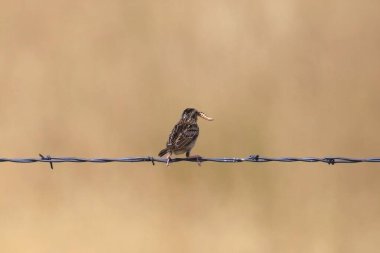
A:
[0,155,379,169]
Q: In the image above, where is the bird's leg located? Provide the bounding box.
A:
[166,153,172,167]
[186,151,202,166]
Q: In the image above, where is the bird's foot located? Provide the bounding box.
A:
[188,155,202,166]
[166,154,172,167]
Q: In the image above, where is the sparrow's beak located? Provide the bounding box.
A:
[198,111,214,121]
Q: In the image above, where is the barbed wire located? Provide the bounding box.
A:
[0,154,379,169]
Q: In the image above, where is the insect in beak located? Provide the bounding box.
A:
[198,111,214,121]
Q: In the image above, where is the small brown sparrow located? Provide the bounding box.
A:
[158,108,213,166]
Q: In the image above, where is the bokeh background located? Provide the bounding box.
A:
[1,0,380,252]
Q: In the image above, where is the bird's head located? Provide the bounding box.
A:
[181,108,214,123]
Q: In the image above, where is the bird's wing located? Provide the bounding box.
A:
[167,122,199,150]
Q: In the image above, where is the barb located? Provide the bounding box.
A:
[39,154,54,169]
[0,155,380,168]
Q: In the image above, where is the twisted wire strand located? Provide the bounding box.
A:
[0,155,379,169]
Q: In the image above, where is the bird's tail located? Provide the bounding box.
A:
[158,148,169,157]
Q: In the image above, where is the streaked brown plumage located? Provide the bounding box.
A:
[158,108,213,166]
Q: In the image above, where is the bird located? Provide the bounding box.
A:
[158,108,213,166]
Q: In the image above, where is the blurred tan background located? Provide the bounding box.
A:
[1,0,380,252]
